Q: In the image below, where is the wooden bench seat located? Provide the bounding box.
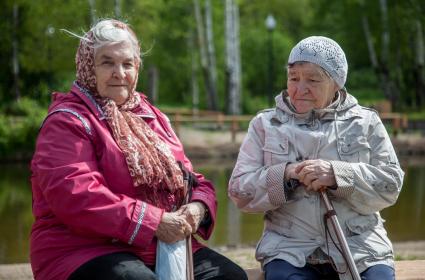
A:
[1,260,425,280]
[245,260,425,280]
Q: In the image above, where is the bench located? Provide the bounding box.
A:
[245,260,425,280]
[1,260,425,280]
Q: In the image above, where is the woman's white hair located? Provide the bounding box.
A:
[91,20,139,55]
[62,19,141,61]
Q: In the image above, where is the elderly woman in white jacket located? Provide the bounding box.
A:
[228,36,404,280]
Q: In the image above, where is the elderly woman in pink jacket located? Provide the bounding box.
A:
[229,36,404,280]
[30,19,247,280]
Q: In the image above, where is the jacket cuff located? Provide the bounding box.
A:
[330,160,355,198]
[266,163,287,206]
[191,191,215,239]
[125,200,164,248]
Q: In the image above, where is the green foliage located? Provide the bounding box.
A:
[5,97,42,116]
[241,95,270,115]
[407,109,425,120]
[346,68,384,104]
[0,0,424,158]
[2,0,423,110]
[0,98,47,157]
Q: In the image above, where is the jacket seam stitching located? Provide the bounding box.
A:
[40,108,92,135]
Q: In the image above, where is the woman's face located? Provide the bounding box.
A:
[94,41,138,105]
[287,62,339,113]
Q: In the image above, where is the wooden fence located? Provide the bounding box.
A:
[164,110,408,142]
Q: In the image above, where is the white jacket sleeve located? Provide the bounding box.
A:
[228,115,291,213]
[330,112,404,215]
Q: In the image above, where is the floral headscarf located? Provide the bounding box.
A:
[75,20,185,208]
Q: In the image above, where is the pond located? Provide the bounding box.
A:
[0,158,424,264]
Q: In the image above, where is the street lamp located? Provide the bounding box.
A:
[265,14,276,106]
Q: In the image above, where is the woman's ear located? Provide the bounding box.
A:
[333,82,340,93]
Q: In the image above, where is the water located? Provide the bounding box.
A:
[0,159,424,264]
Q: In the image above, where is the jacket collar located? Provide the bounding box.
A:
[271,89,359,125]
[71,82,106,120]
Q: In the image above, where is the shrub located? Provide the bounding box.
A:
[0,98,47,159]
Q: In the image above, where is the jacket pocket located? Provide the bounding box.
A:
[262,135,291,166]
[346,214,378,236]
[339,135,371,163]
[255,231,281,261]
[345,214,393,260]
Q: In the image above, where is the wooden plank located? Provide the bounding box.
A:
[245,260,425,280]
[1,261,425,280]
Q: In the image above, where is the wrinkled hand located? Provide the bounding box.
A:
[155,212,192,243]
[176,202,206,234]
[284,162,303,181]
[295,159,337,192]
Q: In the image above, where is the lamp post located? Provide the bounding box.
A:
[265,14,276,106]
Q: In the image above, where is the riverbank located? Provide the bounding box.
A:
[1,126,425,163]
[177,126,425,160]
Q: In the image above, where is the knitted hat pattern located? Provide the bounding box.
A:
[288,36,348,88]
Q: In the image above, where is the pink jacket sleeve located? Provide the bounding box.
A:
[148,100,218,241]
[32,113,163,248]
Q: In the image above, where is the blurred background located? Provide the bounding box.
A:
[1,0,425,265]
[1,0,425,156]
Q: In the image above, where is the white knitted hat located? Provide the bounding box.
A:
[288,36,348,88]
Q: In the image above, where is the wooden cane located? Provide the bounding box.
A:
[184,180,195,280]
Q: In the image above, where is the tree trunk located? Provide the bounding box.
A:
[12,4,20,101]
[88,0,96,25]
[234,3,242,114]
[225,0,241,115]
[379,0,396,107]
[115,0,121,18]
[205,0,217,101]
[415,19,425,107]
[361,14,378,69]
[361,0,398,110]
[190,30,200,116]
[147,66,159,104]
[193,0,218,110]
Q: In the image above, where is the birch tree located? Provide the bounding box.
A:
[415,20,425,107]
[190,29,200,116]
[225,0,241,115]
[379,0,398,106]
[360,0,398,109]
[88,0,96,25]
[193,0,218,111]
[205,0,217,104]
[115,0,121,19]
[12,3,20,101]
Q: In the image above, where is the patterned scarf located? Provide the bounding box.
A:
[75,20,185,208]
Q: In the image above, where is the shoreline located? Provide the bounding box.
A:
[1,127,425,163]
[179,127,425,159]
